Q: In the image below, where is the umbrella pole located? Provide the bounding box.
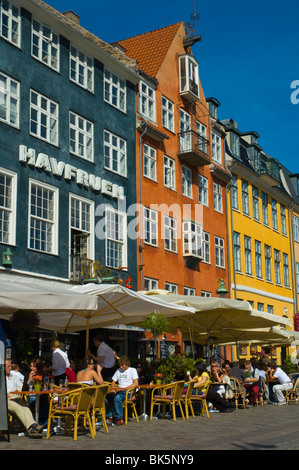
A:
[85,317,90,354]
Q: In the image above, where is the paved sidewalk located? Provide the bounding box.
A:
[1,404,299,451]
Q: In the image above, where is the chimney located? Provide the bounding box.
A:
[63,11,80,25]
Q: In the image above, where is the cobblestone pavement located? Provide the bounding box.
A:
[1,404,299,452]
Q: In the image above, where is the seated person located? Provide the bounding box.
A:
[6,359,43,438]
[136,363,149,385]
[243,360,261,406]
[209,361,225,398]
[269,361,293,405]
[106,355,138,425]
[76,357,104,385]
[188,361,234,413]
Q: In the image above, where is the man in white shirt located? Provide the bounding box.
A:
[269,362,293,405]
[48,340,70,385]
[89,335,115,381]
[5,359,43,438]
[106,355,138,425]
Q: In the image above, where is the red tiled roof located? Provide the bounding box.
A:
[116,22,184,78]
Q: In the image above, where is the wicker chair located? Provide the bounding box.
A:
[229,377,246,409]
[91,384,109,434]
[257,377,267,406]
[122,386,140,425]
[286,377,299,405]
[181,380,196,419]
[150,380,185,421]
[190,383,210,417]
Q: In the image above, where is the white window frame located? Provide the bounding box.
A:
[0,167,17,245]
[230,132,240,157]
[211,131,222,164]
[0,70,19,128]
[184,287,195,296]
[179,109,191,152]
[182,165,192,198]
[202,231,210,263]
[274,249,281,284]
[271,198,278,231]
[255,240,263,279]
[265,244,272,282]
[197,121,208,154]
[242,180,249,215]
[70,45,94,92]
[281,205,287,235]
[143,144,157,181]
[244,235,252,275]
[28,179,58,255]
[144,277,158,291]
[262,192,269,226]
[0,0,20,47]
[140,81,155,122]
[183,220,202,258]
[233,232,241,272]
[231,174,238,210]
[104,67,126,112]
[198,175,208,206]
[105,207,127,269]
[162,96,174,132]
[215,236,225,268]
[164,155,175,190]
[69,111,94,162]
[70,193,94,259]
[104,129,127,177]
[31,19,59,71]
[144,206,158,246]
[283,253,290,287]
[213,182,223,213]
[30,90,58,146]
[165,282,178,294]
[252,185,259,220]
[164,215,177,252]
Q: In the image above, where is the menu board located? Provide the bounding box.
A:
[0,339,9,441]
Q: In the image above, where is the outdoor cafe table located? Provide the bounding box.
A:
[10,389,66,424]
[138,384,162,420]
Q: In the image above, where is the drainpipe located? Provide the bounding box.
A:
[225,158,238,301]
[289,202,297,317]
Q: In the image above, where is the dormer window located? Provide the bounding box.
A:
[179,54,199,101]
[140,81,155,122]
[230,131,240,157]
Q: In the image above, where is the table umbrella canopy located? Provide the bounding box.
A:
[207,326,299,347]
[140,293,291,344]
[0,279,99,314]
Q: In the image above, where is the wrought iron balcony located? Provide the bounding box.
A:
[250,153,281,186]
[178,130,210,167]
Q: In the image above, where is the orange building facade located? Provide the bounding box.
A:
[114,23,231,305]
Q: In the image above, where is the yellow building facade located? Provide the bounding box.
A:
[224,121,294,363]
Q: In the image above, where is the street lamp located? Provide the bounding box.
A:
[216,279,229,298]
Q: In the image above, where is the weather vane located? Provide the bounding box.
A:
[184,0,201,46]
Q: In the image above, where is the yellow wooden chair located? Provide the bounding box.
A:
[286,377,299,405]
[46,386,97,441]
[90,384,109,434]
[256,377,267,406]
[190,383,210,417]
[150,380,185,421]
[122,386,140,425]
[229,377,246,409]
[181,380,196,419]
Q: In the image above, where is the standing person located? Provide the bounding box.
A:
[269,362,293,405]
[47,340,70,386]
[87,335,115,381]
[105,355,138,425]
[5,359,43,438]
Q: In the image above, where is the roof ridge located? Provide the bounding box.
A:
[116,21,184,44]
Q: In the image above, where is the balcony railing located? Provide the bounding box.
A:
[250,153,281,186]
[178,130,210,167]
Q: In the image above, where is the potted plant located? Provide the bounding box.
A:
[33,375,43,392]
[142,312,169,362]
[154,372,163,385]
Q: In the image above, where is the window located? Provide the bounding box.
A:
[255,240,262,278]
[179,54,199,99]
[162,96,174,132]
[143,144,156,181]
[211,131,222,164]
[70,46,94,92]
[30,90,58,145]
[296,263,299,292]
[184,287,195,296]
[244,235,252,275]
[164,156,175,190]
[179,109,191,152]
[274,249,281,284]
[267,305,274,314]
[258,303,264,312]
[144,277,158,291]
[31,19,59,71]
[283,253,290,287]
[293,215,299,242]
[280,205,287,235]
[201,291,211,297]
[164,215,177,252]
[265,244,272,282]
[215,236,225,268]
[104,68,126,112]
[198,175,208,206]
[69,111,93,162]
[165,282,177,294]
[144,207,158,246]
[262,192,269,225]
[106,208,127,269]
[104,130,127,176]
[182,166,192,198]
[197,121,208,154]
[202,231,210,263]
[29,180,58,254]
[140,81,155,122]
[0,71,19,127]
[271,198,278,231]
[183,220,202,258]
[213,183,223,213]
[242,180,249,215]
[231,174,238,210]
[0,169,16,245]
[252,186,259,220]
[233,232,241,272]
[0,0,20,46]
[230,132,240,157]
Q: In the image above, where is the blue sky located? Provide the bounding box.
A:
[49,0,299,173]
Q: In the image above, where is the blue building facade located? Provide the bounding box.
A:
[0,1,139,290]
